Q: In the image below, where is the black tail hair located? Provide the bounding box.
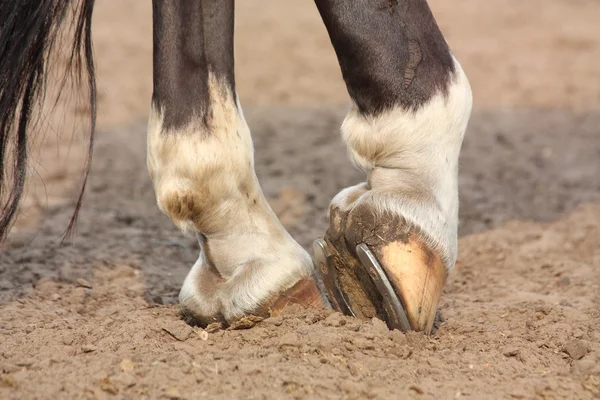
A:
[0,0,96,243]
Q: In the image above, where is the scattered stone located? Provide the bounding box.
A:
[563,340,588,360]
[503,347,519,357]
[76,278,92,289]
[120,359,135,372]
[162,322,193,341]
[228,315,263,330]
[81,344,97,353]
[205,322,223,333]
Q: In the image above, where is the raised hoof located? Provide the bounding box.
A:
[313,236,446,334]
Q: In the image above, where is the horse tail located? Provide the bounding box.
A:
[0,0,96,243]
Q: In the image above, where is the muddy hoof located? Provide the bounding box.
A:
[313,232,446,334]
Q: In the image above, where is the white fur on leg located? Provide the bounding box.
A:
[336,58,473,271]
[179,236,222,318]
[148,73,312,321]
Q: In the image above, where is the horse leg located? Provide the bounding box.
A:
[148,0,323,325]
[314,0,473,333]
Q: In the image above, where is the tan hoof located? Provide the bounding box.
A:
[373,238,446,333]
[314,232,447,334]
[266,278,328,317]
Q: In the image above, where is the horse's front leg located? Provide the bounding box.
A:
[148,0,323,325]
[314,0,473,333]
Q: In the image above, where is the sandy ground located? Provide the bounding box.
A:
[1,0,600,399]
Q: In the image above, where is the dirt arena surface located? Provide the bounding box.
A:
[1,1,599,399]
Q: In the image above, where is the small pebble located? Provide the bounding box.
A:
[81,344,97,353]
[76,278,92,289]
[503,347,519,357]
[563,340,588,360]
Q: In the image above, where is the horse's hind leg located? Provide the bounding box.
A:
[314,0,473,333]
[148,0,323,325]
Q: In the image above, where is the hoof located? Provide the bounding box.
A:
[313,234,446,334]
[266,278,329,317]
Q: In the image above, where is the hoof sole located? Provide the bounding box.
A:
[313,237,446,334]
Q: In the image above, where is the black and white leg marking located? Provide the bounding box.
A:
[148,1,313,323]
[314,0,472,332]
